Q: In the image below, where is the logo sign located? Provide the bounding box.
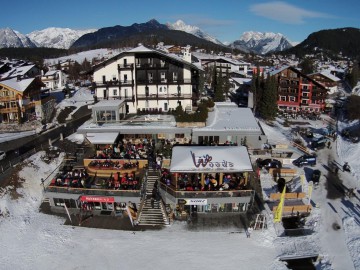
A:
[185,199,208,205]
[80,196,114,203]
[190,151,234,169]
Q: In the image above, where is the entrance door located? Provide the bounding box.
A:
[103,89,107,99]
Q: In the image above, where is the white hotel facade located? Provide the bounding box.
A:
[92,45,201,114]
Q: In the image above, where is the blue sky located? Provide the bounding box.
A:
[2,0,359,44]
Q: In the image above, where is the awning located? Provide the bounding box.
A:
[86,132,119,144]
[170,146,253,173]
[80,196,114,203]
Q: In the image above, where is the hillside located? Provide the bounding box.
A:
[283,27,360,59]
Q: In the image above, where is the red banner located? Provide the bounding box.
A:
[80,196,114,203]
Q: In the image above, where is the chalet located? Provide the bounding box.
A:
[270,66,328,113]
[0,77,44,123]
[91,44,201,114]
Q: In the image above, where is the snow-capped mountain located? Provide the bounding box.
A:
[167,20,224,45]
[0,28,36,48]
[27,27,97,49]
[230,31,293,54]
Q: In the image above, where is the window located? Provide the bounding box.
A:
[280,96,286,101]
[159,87,162,93]
[113,89,117,96]
[124,89,128,98]
[173,72,178,81]
[112,75,116,81]
[161,72,166,82]
[177,86,181,96]
[102,75,106,83]
[148,73,153,83]
[123,74,127,83]
[145,86,149,97]
[289,96,296,102]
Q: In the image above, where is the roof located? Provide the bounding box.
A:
[92,99,125,109]
[194,104,261,133]
[86,132,119,144]
[310,71,340,82]
[192,52,250,66]
[170,146,253,173]
[1,64,36,79]
[269,65,289,76]
[0,77,34,92]
[231,77,252,85]
[93,45,201,72]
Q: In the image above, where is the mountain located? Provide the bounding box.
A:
[167,20,223,45]
[0,28,36,48]
[229,31,293,55]
[70,19,228,52]
[27,27,97,49]
[71,19,168,48]
[283,27,360,59]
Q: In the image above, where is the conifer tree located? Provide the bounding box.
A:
[214,69,225,102]
[258,74,278,120]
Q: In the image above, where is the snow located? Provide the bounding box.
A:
[1,89,360,269]
[27,27,97,49]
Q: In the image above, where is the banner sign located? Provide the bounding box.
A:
[80,196,114,203]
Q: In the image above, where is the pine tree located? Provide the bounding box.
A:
[214,69,225,102]
[259,74,278,120]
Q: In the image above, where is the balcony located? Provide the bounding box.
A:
[119,80,134,87]
[136,93,192,100]
[117,63,134,70]
[136,79,192,85]
[45,185,141,197]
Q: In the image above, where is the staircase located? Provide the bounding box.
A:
[137,170,170,226]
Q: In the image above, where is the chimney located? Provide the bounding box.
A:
[17,75,21,81]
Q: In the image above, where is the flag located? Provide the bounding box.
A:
[274,186,286,223]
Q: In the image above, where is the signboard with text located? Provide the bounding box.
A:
[183,199,208,206]
[80,196,114,203]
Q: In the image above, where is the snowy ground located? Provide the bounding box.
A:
[1,88,360,269]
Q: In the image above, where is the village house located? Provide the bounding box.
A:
[41,70,68,90]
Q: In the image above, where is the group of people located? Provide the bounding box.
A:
[53,168,90,188]
[160,170,246,192]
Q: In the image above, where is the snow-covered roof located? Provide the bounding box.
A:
[195,104,261,133]
[192,52,250,66]
[1,64,36,78]
[44,70,58,76]
[85,132,119,144]
[127,45,153,53]
[92,99,125,109]
[268,65,289,76]
[0,77,34,92]
[310,71,340,82]
[231,77,252,85]
[170,146,253,173]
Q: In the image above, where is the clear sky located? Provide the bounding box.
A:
[1,0,359,44]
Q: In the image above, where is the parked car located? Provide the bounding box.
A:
[256,158,282,169]
[310,137,328,150]
[293,155,317,167]
[0,151,6,161]
[311,169,321,184]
